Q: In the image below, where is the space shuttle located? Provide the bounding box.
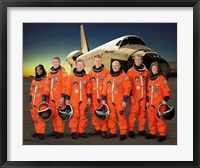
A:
[66,24,171,78]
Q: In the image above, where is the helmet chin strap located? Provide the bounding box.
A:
[49,65,61,74]
[73,68,86,77]
[110,67,123,77]
[92,64,104,72]
[133,63,146,72]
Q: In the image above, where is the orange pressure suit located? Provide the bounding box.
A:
[66,69,92,133]
[47,66,68,133]
[127,64,149,132]
[102,69,131,135]
[30,76,49,134]
[88,65,109,132]
[147,74,170,136]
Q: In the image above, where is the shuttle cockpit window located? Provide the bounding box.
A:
[128,37,146,45]
[116,40,122,47]
[120,37,146,48]
[120,38,129,47]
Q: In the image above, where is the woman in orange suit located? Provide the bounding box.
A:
[146,62,170,142]
[29,64,49,140]
[101,60,131,141]
[65,59,92,140]
[88,55,109,138]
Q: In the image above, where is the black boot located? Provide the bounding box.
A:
[106,133,116,139]
[47,131,58,137]
[119,134,126,141]
[72,132,78,139]
[129,131,136,138]
[89,129,101,135]
[146,134,156,139]
[138,130,148,137]
[158,136,166,142]
[101,131,107,138]
[38,134,45,140]
[31,132,39,137]
[54,132,64,139]
[79,132,88,138]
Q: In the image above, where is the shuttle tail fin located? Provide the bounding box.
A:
[80,24,89,53]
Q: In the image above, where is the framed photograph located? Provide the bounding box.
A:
[0,0,199,167]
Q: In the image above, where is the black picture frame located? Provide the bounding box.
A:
[0,0,199,167]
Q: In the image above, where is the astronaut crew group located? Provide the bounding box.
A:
[29,54,170,142]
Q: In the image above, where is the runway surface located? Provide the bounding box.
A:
[23,77,177,145]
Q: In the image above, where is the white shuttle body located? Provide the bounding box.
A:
[66,25,171,78]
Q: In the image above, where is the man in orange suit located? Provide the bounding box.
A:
[88,55,109,138]
[46,56,68,139]
[101,60,131,141]
[65,59,92,140]
[127,54,149,138]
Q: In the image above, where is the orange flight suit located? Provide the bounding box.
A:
[66,69,92,133]
[88,66,109,132]
[102,70,131,135]
[47,66,68,133]
[147,74,170,136]
[30,76,49,134]
[127,66,149,132]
